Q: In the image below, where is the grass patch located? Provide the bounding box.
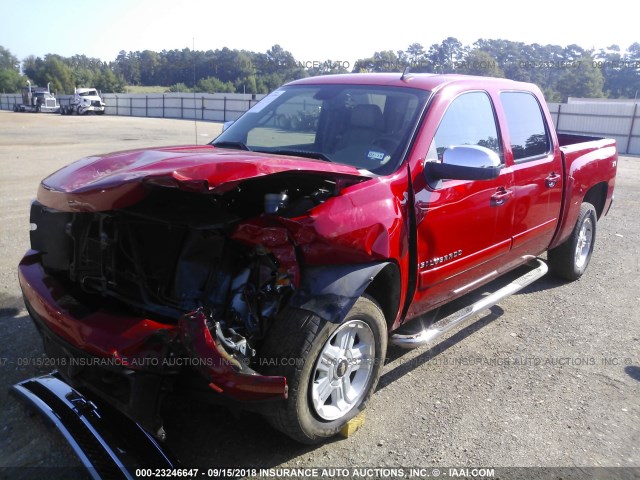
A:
[123,85,169,94]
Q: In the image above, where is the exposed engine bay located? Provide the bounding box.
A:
[31,171,362,369]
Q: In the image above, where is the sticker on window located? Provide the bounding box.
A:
[367,150,385,161]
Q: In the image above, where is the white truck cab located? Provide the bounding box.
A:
[63,88,106,115]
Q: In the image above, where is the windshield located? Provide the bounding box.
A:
[212,84,429,174]
[79,90,98,96]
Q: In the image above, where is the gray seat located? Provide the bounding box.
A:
[339,104,384,147]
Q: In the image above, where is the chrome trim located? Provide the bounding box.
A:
[453,270,498,294]
[391,259,548,348]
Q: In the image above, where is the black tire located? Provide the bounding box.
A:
[548,202,597,281]
[260,295,387,444]
[95,110,105,115]
[290,115,301,131]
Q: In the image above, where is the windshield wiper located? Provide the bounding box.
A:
[213,141,251,151]
[266,149,332,162]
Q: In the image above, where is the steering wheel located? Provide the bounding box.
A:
[373,135,400,152]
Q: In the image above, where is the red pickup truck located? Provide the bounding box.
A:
[19,73,617,445]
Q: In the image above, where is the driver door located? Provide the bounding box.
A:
[408,91,515,317]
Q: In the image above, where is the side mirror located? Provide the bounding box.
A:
[222,120,235,132]
[425,145,501,181]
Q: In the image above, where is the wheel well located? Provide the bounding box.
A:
[364,263,401,330]
[583,182,608,219]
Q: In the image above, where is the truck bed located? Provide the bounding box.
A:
[551,132,617,251]
[557,133,617,155]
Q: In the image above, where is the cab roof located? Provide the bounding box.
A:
[287,72,535,93]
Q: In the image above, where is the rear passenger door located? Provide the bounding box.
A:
[500,91,563,255]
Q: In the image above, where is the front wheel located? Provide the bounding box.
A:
[260,295,387,444]
[548,202,597,280]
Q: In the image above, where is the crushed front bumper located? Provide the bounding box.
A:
[18,250,287,432]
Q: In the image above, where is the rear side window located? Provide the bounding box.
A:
[429,91,501,161]
[500,92,550,161]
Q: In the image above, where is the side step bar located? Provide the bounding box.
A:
[390,259,548,348]
[11,373,176,479]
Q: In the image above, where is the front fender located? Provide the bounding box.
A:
[289,262,391,323]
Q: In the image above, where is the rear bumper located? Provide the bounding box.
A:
[18,250,287,406]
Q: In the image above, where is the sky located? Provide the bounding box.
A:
[1,0,637,66]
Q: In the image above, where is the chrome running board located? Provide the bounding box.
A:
[390,259,548,348]
[11,373,176,479]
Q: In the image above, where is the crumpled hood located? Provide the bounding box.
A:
[38,145,367,212]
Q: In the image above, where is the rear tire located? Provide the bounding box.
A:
[260,295,387,444]
[548,202,597,280]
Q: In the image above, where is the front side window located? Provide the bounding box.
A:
[500,91,550,161]
[213,84,429,175]
[428,91,501,162]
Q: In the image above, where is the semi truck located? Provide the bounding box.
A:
[12,81,60,113]
[60,87,106,115]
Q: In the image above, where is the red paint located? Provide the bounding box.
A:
[179,310,287,401]
[20,73,617,403]
[38,146,365,212]
[19,251,287,401]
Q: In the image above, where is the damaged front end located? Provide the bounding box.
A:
[20,153,370,437]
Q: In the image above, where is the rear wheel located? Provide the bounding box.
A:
[260,295,387,444]
[548,202,597,280]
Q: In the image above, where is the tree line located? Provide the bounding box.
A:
[1,39,639,101]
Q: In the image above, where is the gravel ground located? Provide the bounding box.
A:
[0,111,638,477]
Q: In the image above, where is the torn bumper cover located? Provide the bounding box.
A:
[18,251,288,404]
[178,310,287,399]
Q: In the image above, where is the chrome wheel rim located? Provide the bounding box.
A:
[311,319,375,421]
[575,217,593,269]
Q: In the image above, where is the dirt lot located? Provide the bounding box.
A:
[0,111,638,477]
